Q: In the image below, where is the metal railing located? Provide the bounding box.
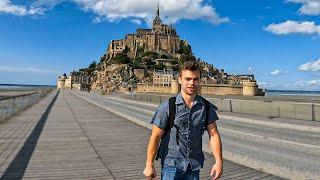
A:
[0,89,53,121]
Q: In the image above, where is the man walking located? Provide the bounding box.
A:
[143,61,223,179]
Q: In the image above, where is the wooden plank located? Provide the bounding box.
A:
[0,91,283,179]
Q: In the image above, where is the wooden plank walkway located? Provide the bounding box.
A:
[0,90,282,179]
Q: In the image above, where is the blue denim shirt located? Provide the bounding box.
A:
[150,93,219,171]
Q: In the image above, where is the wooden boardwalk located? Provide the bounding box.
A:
[0,90,282,179]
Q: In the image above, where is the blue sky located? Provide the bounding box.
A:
[0,0,320,90]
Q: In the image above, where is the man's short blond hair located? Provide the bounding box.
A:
[179,61,201,76]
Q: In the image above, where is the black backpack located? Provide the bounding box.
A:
[155,96,216,160]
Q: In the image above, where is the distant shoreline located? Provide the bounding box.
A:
[1,84,319,97]
[0,83,55,87]
[0,84,55,93]
[265,89,320,96]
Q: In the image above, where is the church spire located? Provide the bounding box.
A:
[157,2,160,17]
[153,2,162,25]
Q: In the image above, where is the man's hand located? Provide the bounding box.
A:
[207,122,223,179]
[143,166,157,179]
[210,162,223,180]
[144,126,163,179]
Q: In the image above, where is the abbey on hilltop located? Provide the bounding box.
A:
[57,5,265,96]
[106,4,184,60]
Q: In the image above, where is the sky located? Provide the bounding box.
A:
[0,0,320,90]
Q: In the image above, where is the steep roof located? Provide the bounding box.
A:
[153,3,162,25]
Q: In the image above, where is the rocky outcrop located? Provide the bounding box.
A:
[90,64,138,93]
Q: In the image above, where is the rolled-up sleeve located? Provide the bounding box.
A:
[150,100,169,130]
[207,102,219,125]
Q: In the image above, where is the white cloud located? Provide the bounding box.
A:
[287,0,320,15]
[294,79,320,87]
[0,66,59,74]
[76,0,229,25]
[265,20,320,35]
[5,0,229,25]
[130,19,142,25]
[307,79,320,86]
[248,67,253,72]
[0,0,44,16]
[270,69,281,75]
[270,69,288,75]
[298,58,320,71]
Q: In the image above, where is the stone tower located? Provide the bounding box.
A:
[243,81,258,96]
[57,74,67,89]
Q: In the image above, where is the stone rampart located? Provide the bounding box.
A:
[137,83,171,93]
[200,84,243,95]
[0,89,53,121]
[120,93,319,121]
[137,83,246,95]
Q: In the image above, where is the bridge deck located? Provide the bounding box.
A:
[0,91,281,179]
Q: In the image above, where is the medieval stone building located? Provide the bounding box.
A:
[106,5,183,60]
[153,68,178,86]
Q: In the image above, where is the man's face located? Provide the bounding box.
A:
[179,70,200,96]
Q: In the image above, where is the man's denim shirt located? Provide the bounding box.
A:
[150,93,219,172]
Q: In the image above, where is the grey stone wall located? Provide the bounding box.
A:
[120,93,319,121]
[0,89,53,121]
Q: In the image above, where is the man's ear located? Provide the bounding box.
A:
[178,76,182,84]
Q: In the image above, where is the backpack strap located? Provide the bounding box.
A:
[155,97,176,161]
[202,97,218,131]
[168,97,179,146]
[203,98,210,130]
[168,97,177,130]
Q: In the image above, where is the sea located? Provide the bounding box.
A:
[265,90,320,97]
[1,84,319,97]
[0,84,55,91]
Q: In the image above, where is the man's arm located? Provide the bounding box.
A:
[143,125,165,179]
[207,122,223,180]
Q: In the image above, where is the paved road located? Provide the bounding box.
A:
[0,90,281,179]
[73,90,320,179]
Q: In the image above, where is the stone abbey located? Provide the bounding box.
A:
[58,6,264,96]
[106,5,185,60]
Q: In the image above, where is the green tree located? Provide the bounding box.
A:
[141,51,159,59]
[179,54,196,63]
[133,57,142,68]
[89,61,96,69]
[178,42,192,56]
[154,63,165,70]
[100,54,106,63]
[124,46,130,54]
[112,53,130,64]
[136,46,145,57]
[160,54,170,59]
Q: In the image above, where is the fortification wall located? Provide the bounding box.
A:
[200,84,243,95]
[137,83,244,95]
[137,84,171,93]
[119,93,320,121]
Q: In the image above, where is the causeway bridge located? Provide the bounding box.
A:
[0,90,319,179]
